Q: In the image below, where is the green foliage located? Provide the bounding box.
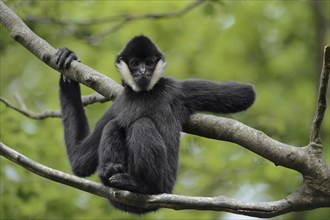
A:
[1,0,329,219]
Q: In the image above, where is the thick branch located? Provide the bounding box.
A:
[310,46,330,144]
[0,1,122,98]
[1,142,328,218]
[184,115,309,173]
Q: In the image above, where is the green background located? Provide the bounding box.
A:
[1,0,329,219]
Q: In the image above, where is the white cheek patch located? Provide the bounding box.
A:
[147,59,166,91]
[116,60,140,92]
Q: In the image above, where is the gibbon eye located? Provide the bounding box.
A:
[129,59,139,68]
[146,59,155,67]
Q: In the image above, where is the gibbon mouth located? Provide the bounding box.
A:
[135,74,150,79]
[135,76,150,88]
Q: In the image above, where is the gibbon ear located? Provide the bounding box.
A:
[147,59,167,91]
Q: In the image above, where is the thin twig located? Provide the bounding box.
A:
[25,0,206,43]
[86,0,206,43]
[0,93,111,120]
[14,92,28,111]
[25,0,206,26]
[81,92,111,105]
[310,46,330,144]
[0,97,61,119]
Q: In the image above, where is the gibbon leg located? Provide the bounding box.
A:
[98,120,126,186]
[109,117,167,194]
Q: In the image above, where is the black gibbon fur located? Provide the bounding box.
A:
[57,35,256,214]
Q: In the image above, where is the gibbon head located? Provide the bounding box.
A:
[115,35,166,92]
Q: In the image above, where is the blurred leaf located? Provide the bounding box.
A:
[203,2,215,16]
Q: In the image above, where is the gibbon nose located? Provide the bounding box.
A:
[139,64,146,75]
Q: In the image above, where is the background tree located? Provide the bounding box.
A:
[1,0,329,219]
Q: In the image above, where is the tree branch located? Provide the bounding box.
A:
[184,115,309,173]
[0,97,61,119]
[1,142,328,218]
[310,46,330,144]
[0,92,110,120]
[0,1,123,98]
[24,0,206,43]
[25,0,206,26]
[84,0,206,43]
[14,92,28,111]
